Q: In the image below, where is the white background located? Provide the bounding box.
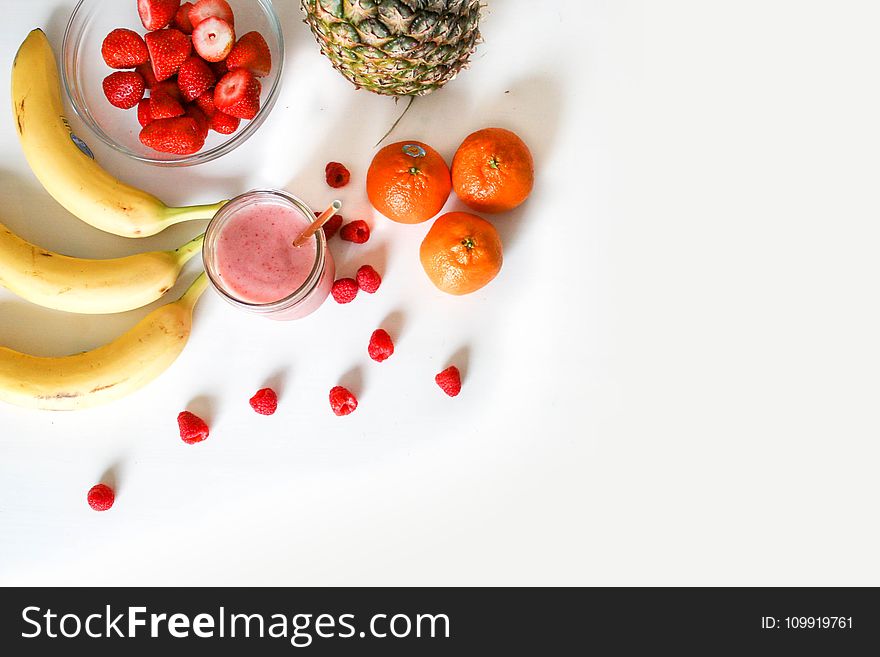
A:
[2,0,879,586]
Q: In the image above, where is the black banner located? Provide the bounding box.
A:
[0,588,877,653]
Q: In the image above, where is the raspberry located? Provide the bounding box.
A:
[340,220,370,244]
[356,265,382,293]
[315,211,344,240]
[249,388,278,415]
[331,278,359,304]
[177,410,209,444]
[87,483,115,512]
[325,161,351,188]
[329,386,358,416]
[435,366,462,397]
[368,329,394,362]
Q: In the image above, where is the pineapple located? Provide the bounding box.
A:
[301,0,482,97]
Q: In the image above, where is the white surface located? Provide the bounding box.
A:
[1,0,879,586]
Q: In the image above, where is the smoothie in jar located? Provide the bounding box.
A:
[203,190,335,320]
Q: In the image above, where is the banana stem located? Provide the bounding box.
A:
[178,272,209,311]
[172,233,206,267]
[163,201,227,227]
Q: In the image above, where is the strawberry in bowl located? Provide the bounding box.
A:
[63,0,283,164]
[97,0,274,155]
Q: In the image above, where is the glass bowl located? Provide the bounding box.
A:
[61,0,284,167]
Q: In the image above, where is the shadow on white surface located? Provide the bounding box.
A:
[272,0,314,58]
[164,169,256,207]
[379,309,406,343]
[338,364,364,398]
[350,238,389,280]
[260,367,289,401]
[44,5,70,50]
[0,299,133,356]
[186,394,218,428]
[99,460,123,495]
[447,344,471,383]
[0,264,202,356]
[478,75,564,254]
[280,97,372,206]
[385,85,475,157]
[0,167,138,258]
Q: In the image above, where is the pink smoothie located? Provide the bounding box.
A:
[215,201,326,307]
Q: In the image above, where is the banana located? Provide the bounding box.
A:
[0,273,209,411]
[0,220,203,314]
[11,29,225,238]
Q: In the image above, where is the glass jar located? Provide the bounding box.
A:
[203,190,335,320]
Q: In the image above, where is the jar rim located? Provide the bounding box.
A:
[202,189,326,313]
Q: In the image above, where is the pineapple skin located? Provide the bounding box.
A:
[301,0,482,97]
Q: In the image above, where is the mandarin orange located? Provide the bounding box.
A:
[451,128,534,213]
[419,212,503,295]
[366,141,451,224]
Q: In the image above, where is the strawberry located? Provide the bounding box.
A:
[214,69,261,120]
[145,28,191,82]
[194,89,216,116]
[226,31,272,77]
[192,17,235,62]
[102,71,145,109]
[177,56,215,101]
[208,58,228,78]
[137,98,153,127]
[189,0,235,28]
[135,62,159,89]
[208,110,240,134]
[150,88,184,119]
[138,0,181,31]
[101,28,149,69]
[153,79,184,101]
[174,2,195,33]
[185,104,210,140]
[140,117,205,155]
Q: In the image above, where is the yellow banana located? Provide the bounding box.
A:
[0,220,203,314]
[0,273,209,411]
[11,29,225,238]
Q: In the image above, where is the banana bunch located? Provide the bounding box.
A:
[0,274,208,411]
[0,30,222,410]
[0,221,204,314]
[11,29,225,238]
